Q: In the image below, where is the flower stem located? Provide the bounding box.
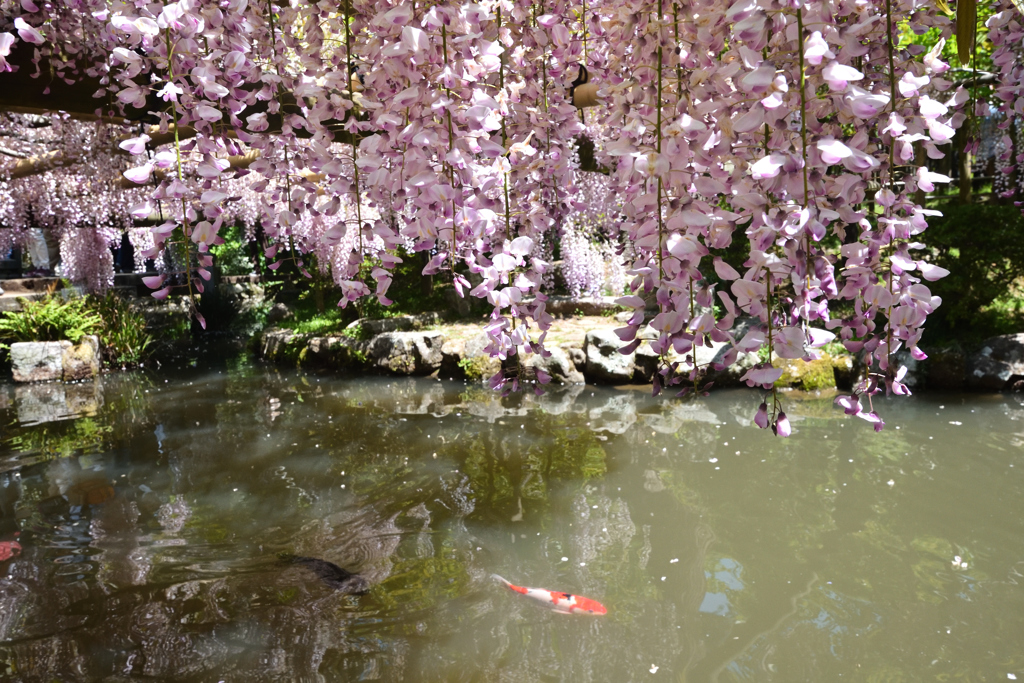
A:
[164,29,195,306]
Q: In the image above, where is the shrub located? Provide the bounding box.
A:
[210,223,256,276]
[354,249,452,319]
[923,203,1024,346]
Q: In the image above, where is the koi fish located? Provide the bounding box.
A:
[0,540,21,562]
[492,574,607,615]
[281,554,370,594]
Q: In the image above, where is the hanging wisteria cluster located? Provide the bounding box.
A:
[0,113,152,289]
[560,171,628,298]
[989,5,1024,203]
[0,0,1009,432]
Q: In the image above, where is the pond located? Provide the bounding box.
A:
[1,355,1023,682]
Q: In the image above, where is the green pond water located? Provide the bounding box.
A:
[1,357,1023,682]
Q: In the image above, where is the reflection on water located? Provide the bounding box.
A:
[1,359,1023,681]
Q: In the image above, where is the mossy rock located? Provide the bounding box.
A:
[775,356,837,391]
[302,336,372,369]
[458,355,492,381]
[830,353,858,390]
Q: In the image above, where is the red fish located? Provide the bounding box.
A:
[0,540,21,562]
[492,574,607,615]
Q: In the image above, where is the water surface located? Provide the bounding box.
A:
[1,360,1022,682]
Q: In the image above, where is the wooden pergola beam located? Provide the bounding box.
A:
[114,150,264,189]
[0,47,135,124]
[8,149,67,179]
[1,43,607,182]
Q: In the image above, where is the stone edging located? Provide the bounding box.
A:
[258,317,862,391]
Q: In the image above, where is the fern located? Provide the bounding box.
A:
[0,294,101,348]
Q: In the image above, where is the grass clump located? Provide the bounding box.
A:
[92,292,153,366]
[275,301,351,336]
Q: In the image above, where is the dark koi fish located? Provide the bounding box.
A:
[284,554,370,594]
[492,574,607,615]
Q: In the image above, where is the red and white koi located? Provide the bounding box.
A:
[492,574,607,615]
[0,540,21,562]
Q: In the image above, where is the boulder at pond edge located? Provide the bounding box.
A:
[11,336,100,383]
[966,334,1024,391]
[584,330,635,384]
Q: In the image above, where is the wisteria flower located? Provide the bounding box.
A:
[157,81,183,102]
[123,164,154,184]
[0,33,15,73]
[742,364,783,389]
[14,17,43,45]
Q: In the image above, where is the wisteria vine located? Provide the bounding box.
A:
[0,0,1013,433]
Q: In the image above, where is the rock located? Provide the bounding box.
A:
[386,380,448,415]
[544,296,624,317]
[584,330,635,384]
[305,336,370,368]
[289,556,369,594]
[926,349,965,390]
[16,382,71,424]
[531,383,585,415]
[350,312,441,336]
[456,332,502,381]
[524,347,584,384]
[368,331,445,375]
[831,353,860,390]
[10,335,100,383]
[260,329,297,360]
[62,335,99,381]
[639,402,722,433]
[63,381,103,418]
[638,323,659,341]
[967,334,1024,391]
[893,350,923,390]
[644,470,666,492]
[587,393,637,434]
[218,279,266,318]
[705,346,759,387]
[265,302,293,324]
[775,356,837,391]
[439,338,467,379]
[563,343,585,370]
[633,343,659,383]
[11,341,70,382]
